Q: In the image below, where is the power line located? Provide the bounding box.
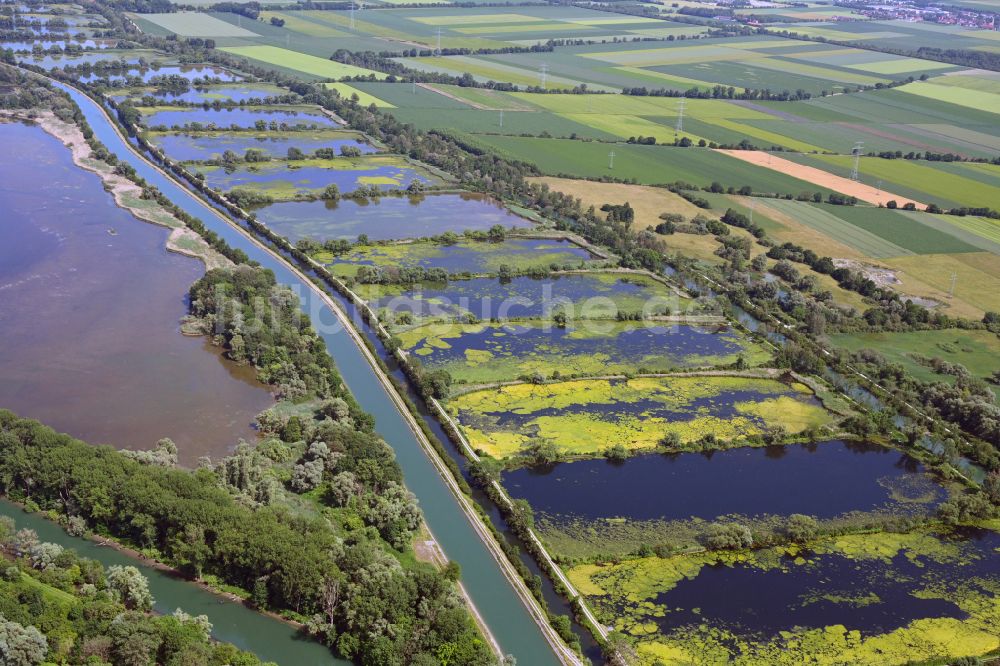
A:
[850,140,864,181]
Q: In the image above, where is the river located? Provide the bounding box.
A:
[53,82,562,664]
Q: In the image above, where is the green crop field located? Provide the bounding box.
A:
[785,153,1000,210]
[325,83,395,108]
[131,11,261,37]
[463,136,837,195]
[897,80,1000,114]
[220,45,388,80]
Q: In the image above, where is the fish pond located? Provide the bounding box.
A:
[141,105,337,129]
[147,129,375,162]
[86,64,243,84]
[193,156,438,197]
[450,375,834,459]
[123,82,293,104]
[254,192,532,243]
[505,439,947,558]
[18,50,136,70]
[569,528,1000,665]
[2,38,107,51]
[398,320,767,384]
[361,272,689,321]
[0,122,273,465]
[325,238,601,277]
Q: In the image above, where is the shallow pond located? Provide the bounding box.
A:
[587,528,1000,664]
[330,238,598,276]
[85,64,243,84]
[403,321,752,382]
[196,157,433,195]
[16,49,123,69]
[2,38,105,51]
[143,106,337,129]
[149,129,374,162]
[255,193,531,242]
[0,122,273,465]
[365,272,680,320]
[504,440,943,524]
[122,83,293,104]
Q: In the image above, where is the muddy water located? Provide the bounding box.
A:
[0,121,273,464]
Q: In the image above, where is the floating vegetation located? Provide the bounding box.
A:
[325,238,599,277]
[568,528,1000,665]
[451,375,834,459]
[399,320,767,384]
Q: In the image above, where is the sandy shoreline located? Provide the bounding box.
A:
[0,110,230,271]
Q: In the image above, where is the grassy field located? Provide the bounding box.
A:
[830,329,1000,398]
[325,82,395,108]
[220,45,388,80]
[466,136,836,195]
[450,375,834,459]
[784,153,1000,210]
[131,11,261,37]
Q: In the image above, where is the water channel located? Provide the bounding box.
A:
[54,81,562,665]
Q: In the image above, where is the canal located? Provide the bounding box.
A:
[54,81,562,665]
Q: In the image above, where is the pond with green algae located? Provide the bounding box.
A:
[361,272,690,321]
[253,192,533,243]
[193,156,438,197]
[325,238,600,277]
[569,528,1000,665]
[396,320,767,384]
[450,375,834,459]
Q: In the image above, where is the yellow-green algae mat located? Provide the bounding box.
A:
[569,528,1000,665]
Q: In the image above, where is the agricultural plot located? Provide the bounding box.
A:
[192,155,442,198]
[783,153,1000,210]
[465,136,837,195]
[129,11,260,37]
[569,529,1000,665]
[220,45,387,80]
[450,375,834,459]
[897,79,1000,114]
[776,18,1000,54]
[507,439,946,558]
[253,193,533,243]
[830,329,1000,398]
[397,320,767,384]
[321,238,602,278]
[324,82,395,108]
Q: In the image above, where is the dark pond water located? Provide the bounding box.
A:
[366,273,673,319]
[129,83,294,105]
[654,528,1000,638]
[197,159,431,194]
[504,440,943,523]
[143,106,337,129]
[410,322,748,372]
[15,25,86,35]
[84,64,243,84]
[17,50,133,69]
[333,238,598,275]
[150,130,374,162]
[0,122,273,465]
[254,193,531,242]
[2,38,105,51]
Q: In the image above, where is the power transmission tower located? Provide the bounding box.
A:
[412,77,416,94]
[850,141,864,181]
[948,273,957,298]
[435,28,442,56]
[349,0,355,30]
[539,63,548,89]
[499,109,503,128]
[675,98,685,135]
[608,150,615,169]
[748,198,755,226]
